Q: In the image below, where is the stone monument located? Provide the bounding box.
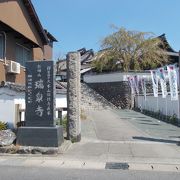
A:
[67,52,81,142]
[16,61,63,147]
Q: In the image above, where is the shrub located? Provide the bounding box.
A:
[61,115,67,130]
[133,107,141,112]
[134,108,179,127]
[0,121,8,130]
[169,114,178,125]
[56,116,67,129]
[166,116,171,123]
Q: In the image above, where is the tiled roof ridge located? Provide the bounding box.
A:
[0,81,67,93]
[0,81,25,92]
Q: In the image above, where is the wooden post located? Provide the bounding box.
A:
[15,104,20,128]
[58,109,63,125]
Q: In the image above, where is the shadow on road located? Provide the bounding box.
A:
[133,136,180,145]
[139,120,153,122]
[139,122,161,126]
[169,136,180,138]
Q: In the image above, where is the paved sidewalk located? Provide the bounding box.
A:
[1,109,180,172]
[61,108,180,171]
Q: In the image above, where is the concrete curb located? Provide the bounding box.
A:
[1,156,180,172]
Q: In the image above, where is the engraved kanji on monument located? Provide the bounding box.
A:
[25,61,55,127]
[17,60,63,147]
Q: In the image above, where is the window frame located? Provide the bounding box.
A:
[15,43,32,67]
[0,33,5,60]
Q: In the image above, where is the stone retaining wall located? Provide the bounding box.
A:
[87,82,131,109]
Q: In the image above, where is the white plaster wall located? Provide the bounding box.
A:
[136,94,180,118]
[0,94,15,128]
[14,96,25,109]
[14,95,25,121]
[56,94,67,117]
[13,94,68,119]
[84,72,151,83]
[0,87,67,127]
[56,94,67,108]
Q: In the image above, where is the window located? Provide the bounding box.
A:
[0,34,4,59]
[16,44,32,66]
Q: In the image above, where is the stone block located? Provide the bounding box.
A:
[16,126,64,147]
[0,130,16,146]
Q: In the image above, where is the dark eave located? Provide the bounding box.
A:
[0,20,39,48]
[22,0,49,45]
[158,34,177,53]
[44,29,58,42]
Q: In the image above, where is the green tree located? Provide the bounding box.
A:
[92,27,168,72]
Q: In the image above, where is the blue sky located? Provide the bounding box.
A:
[32,0,180,59]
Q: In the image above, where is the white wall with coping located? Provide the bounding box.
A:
[0,94,15,128]
[56,94,67,117]
[84,71,180,118]
[136,94,180,118]
[0,88,67,128]
[84,72,151,83]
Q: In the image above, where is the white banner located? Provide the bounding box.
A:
[176,68,179,88]
[158,67,168,98]
[150,70,158,97]
[140,77,146,101]
[167,65,178,101]
[134,75,139,95]
[128,76,135,95]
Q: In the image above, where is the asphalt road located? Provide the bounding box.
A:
[1,166,180,180]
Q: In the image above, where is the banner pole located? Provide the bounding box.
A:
[178,97,180,119]
[166,95,168,117]
[144,78,147,110]
[178,51,180,124]
[157,78,159,112]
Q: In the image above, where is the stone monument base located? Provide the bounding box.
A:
[16,126,64,147]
